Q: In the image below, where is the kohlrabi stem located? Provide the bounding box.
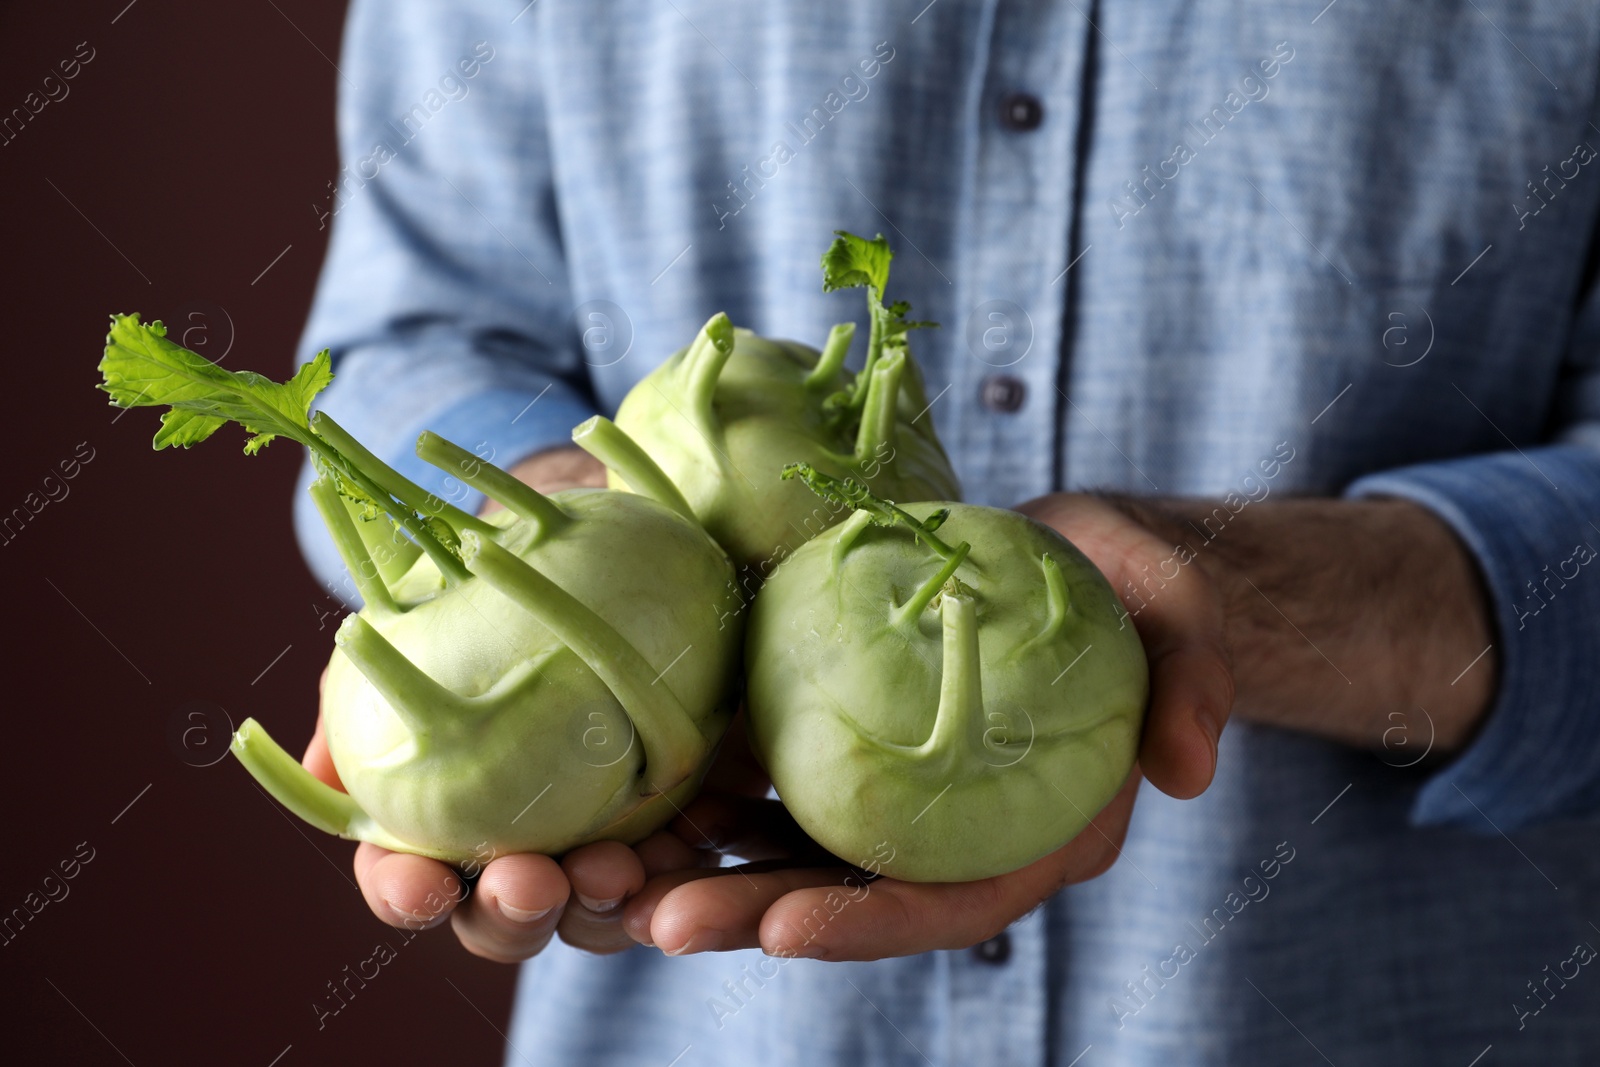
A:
[461,531,706,794]
[1016,554,1072,658]
[309,438,468,584]
[784,463,971,625]
[96,315,463,583]
[339,494,423,587]
[310,474,399,615]
[231,718,369,839]
[232,719,422,854]
[805,322,856,390]
[857,299,887,403]
[335,614,468,739]
[895,340,934,421]
[304,419,469,585]
[891,541,971,629]
[415,431,571,536]
[1039,554,1070,634]
[830,509,876,568]
[313,413,496,538]
[682,312,736,433]
[917,592,987,760]
[571,416,697,523]
[853,347,904,464]
[782,463,960,559]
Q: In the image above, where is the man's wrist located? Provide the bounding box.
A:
[1092,491,1498,752]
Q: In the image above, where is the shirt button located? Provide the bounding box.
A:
[972,932,1012,965]
[999,92,1044,131]
[979,374,1027,413]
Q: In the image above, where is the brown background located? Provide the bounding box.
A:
[0,1,518,1062]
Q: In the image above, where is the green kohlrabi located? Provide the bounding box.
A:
[744,467,1149,883]
[610,232,960,575]
[99,314,743,865]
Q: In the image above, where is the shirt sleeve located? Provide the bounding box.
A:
[292,0,597,596]
[1343,245,1600,832]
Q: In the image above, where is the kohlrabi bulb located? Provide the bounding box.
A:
[744,468,1149,883]
[99,313,745,866]
[609,232,961,574]
[233,420,744,865]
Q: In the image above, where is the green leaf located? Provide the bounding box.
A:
[97,311,472,583]
[821,231,893,297]
[818,233,938,420]
[99,312,332,454]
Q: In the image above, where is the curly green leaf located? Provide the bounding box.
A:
[781,462,962,561]
[98,312,468,582]
[100,313,332,455]
[821,231,894,297]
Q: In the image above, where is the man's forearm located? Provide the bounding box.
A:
[1108,494,1498,753]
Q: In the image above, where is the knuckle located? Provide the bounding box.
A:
[454,911,551,963]
[762,901,819,955]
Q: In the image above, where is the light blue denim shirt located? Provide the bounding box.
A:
[296,2,1600,1063]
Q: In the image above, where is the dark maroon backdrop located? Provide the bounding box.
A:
[0,2,518,1063]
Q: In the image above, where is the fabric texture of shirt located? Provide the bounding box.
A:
[295,2,1600,1063]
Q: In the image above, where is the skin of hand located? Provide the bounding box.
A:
[625,493,1234,962]
[300,444,700,963]
[624,491,1497,963]
[306,457,1495,965]
[1096,493,1499,751]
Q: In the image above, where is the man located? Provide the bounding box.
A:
[296,1,1600,1062]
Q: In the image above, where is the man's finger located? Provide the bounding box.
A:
[622,862,748,946]
[1139,641,1232,799]
[1110,545,1233,801]
[634,829,712,879]
[758,774,1138,962]
[641,865,858,955]
[354,842,466,931]
[450,853,570,964]
[301,713,346,793]
[1014,494,1234,802]
[555,841,646,955]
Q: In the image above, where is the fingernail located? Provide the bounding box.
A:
[384,900,449,930]
[1204,712,1223,770]
[497,900,554,924]
[576,893,624,914]
[766,939,824,960]
[663,929,724,956]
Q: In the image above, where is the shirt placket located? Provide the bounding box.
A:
[948,0,1089,510]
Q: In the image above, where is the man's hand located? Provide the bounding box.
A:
[622,490,1497,963]
[303,444,708,963]
[1099,493,1499,751]
[622,493,1234,962]
[302,717,705,961]
[309,464,1476,966]
[488,445,611,510]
